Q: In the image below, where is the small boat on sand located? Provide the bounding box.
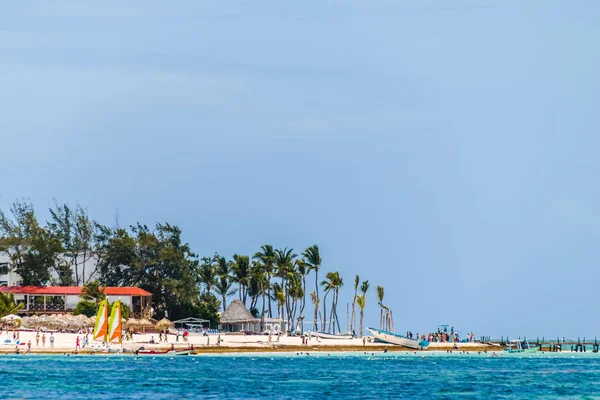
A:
[368,328,430,350]
[316,332,354,340]
[136,349,191,356]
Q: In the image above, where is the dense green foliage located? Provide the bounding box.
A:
[0,292,24,318]
[0,199,379,334]
[73,300,96,317]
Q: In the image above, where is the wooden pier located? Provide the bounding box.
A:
[497,337,600,352]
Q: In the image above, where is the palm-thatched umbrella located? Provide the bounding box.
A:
[155,318,174,331]
[137,318,154,333]
[125,318,139,329]
[88,316,97,326]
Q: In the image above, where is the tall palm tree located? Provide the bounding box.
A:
[275,247,296,287]
[321,271,343,333]
[295,259,308,324]
[214,256,237,311]
[0,292,24,318]
[302,245,322,329]
[355,294,366,338]
[377,285,385,330]
[310,290,319,333]
[253,245,276,317]
[231,254,250,305]
[199,256,217,293]
[356,280,369,337]
[350,275,359,334]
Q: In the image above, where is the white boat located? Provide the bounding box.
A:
[136,349,191,356]
[316,331,354,340]
[368,327,429,350]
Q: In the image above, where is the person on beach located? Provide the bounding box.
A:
[363,337,366,347]
[49,333,54,348]
[42,333,46,347]
[176,331,180,342]
[164,331,168,343]
[27,340,31,352]
[159,332,163,342]
[76,336,80,350]
[206,336,210,346]
[268,332,272,343]
[277,332,280,343]
[36,331,40,346]
[217,335,221,346]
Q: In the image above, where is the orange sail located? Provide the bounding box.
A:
[108,300,122,344]
[93,299,109,342]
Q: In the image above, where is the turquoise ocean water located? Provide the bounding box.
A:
[2,352,600,399]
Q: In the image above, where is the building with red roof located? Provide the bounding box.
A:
[0,286,152,317]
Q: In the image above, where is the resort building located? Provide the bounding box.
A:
[219,299,287,333]
[0,286,153,318]
[0,254,21,286]
[0,252,100,287]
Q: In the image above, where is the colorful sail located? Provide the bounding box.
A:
[107,300,122,344]
[93,299,109,342]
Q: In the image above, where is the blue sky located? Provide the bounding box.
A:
[1,0,599,338]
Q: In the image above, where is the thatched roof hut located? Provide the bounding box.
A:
[155,318,174,331]
[219,299,259,333]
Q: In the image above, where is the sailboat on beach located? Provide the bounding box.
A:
[93,299,122,351]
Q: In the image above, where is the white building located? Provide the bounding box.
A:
[0,254,21,286]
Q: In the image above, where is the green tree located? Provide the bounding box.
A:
[231,254,250,305]
[197,291,221,329]
[253,245,276,317]
[377,285,385,330]
[0,292,24,318]
[356,294,366,338]
[214,256,237,312]
[350,274,360,334]
[198,255,217,293]
[80,280,106,305]
[302,245,322,330]
[0,200,62,285]
[321,271,343,333]
[73,300,96,317]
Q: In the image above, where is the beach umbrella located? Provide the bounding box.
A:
[125,318,139,328]
[137,318,154,333]
[155,318,174,331]
[1,314,22,329]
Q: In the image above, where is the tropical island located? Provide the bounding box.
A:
[0,199,498,354]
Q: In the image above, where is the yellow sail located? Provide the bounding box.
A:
[93,299,109,342]
[107,300,122,344]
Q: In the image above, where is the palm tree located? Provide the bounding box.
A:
[214,256,237,311]
[0,292,23,318]
[253,245,276,317]
[350,275,359,334]
[231,254,250,305]
[310,290,319,333]
[295,259,308,326]
[355,294,366,337]
[199,256,217,293]
[80,280,106,306]
[377,285,385,330]
[275,247,296,287]
[321,271,343,333]
[302,245,322,329]
[214,276,237,312]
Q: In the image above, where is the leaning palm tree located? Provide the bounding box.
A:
[355,294,366,337]
[377,285,385,330]
[231,254,250,305]
[310,290,319,332]
[350,275,359,334]
[253,245,276,317]
[302,245,322,329]
[80,280,106,306]
[0,292,24,318]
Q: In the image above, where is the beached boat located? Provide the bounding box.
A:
[136,349,191,356]
[316,331,354,340]
[368,328,430,350]
[505,339,538,353]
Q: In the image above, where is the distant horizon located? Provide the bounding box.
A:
[2,0,600,338]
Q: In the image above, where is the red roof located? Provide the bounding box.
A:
[0,286,152,296]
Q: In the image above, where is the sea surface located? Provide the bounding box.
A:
[1,351,600,399]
